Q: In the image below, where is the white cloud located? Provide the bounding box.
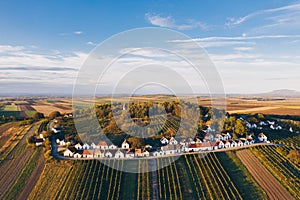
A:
[0,45,88,85]
[234,47,254,51]
[145,13,207,30]
[226,3,300,26]
[74,31,83,35]
[86,41,97,46]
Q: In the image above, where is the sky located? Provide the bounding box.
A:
[0,0,300,95]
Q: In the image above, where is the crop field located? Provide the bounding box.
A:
[237,149,294,200]
[249,146,300,199]
[26,152,282,200]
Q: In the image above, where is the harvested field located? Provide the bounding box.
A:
[32,105,72,116]
[236,149,293,200]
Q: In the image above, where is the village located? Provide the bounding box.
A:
[31,113,299,160]
[57,129,269,160]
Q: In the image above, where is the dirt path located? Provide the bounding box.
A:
[149,159,159,200]
[236,149,294,200]
[17,151,45,200]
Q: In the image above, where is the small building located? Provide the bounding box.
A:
[135,149,143,157]
[211,142,219,150]
[237,140,244,147]
[105,151,113,158]
[153,151,164,157]
[169,137,178,145]
[115,150,125,158]
[230,140,237,148]
[82,150,94,158]
[188,143,202,152]
[125,150,135,158]
[121,140,130,149]
[94,149,104,158]
[160,137,169,145]
[73,152,82,158]
[258,133,268,142]
[35,138,44,146]
[75,143,83,150]
[82,143,90,150]
[215,133,223,141]
[142,150,150,157]
[90,142,97,149]
[200,142,212,151]
[63,148,75,157]
[108,144,117,149]
[224,141,231,148]
[97,141,108,149]
[218,141,225,149]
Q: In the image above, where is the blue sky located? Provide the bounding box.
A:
[0,0,300,95]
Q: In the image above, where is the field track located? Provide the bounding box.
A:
[236,149,294,200]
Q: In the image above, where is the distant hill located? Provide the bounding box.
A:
[260,89,300,97]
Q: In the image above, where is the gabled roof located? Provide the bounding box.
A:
[98,141,108,146]
[83,150,93,155]
[258,133,266,137]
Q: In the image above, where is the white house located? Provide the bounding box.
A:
[121,140,130,149]
[153,151,164,157]
[224,141,231,148]
[142,150,150,157]
[108,144,117,149]
[237,140,244,147]
[125,151,135,158]
[90,142,97,149]
[83,143,90,150]
[230,140,237,148]
[258,133,268,142]
[75,143,83,150]
[215,133,223,141]
[160,137,169,145]
[218,141,225,149]
[169,137,178,145]
[73,153,82,158]
[63,149,74,157]
[115,150,125,158]
[244,140,250,145]
[105,151,113,158]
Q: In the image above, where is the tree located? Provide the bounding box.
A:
[127,137,143,149]
[234,119,246,136]
[49,111,61,120]
[33,112,44,120]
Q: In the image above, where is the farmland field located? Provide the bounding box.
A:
[237,149,294,200]
[26,152,280,200]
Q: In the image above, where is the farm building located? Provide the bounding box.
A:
[160,137,169,145]
[258,133,268,142]
[121,140,130,149]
